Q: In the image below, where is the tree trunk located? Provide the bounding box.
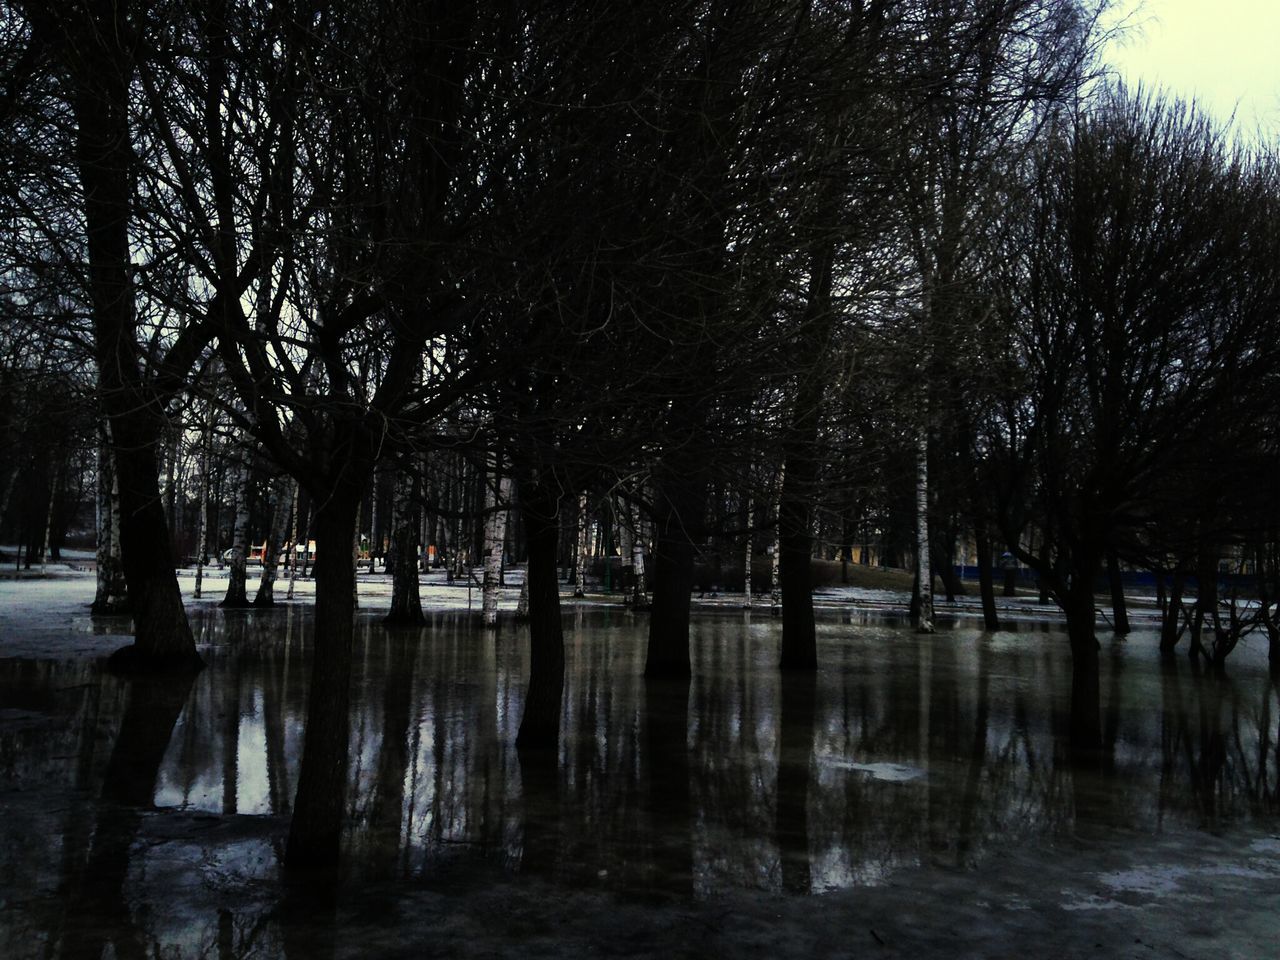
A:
[1106,549,1130,635]
[482,476,511,626]
[630,502,648,609]
[285,485,362,870]
[92,430,129,614]
[286,481,301,601]
[516,479,565,751]
[192,407,214,600]
[778,433,816,669]
[254,477,291,607]
[743,495,753,607]
[975,523,999,631]
[221,458,251,608]
[645,473,702,679]
[1160,571,1184,654]
[1064,556,1102,751]
[912,427,934,632]
[386,469,424,626]
[573,493,588,598]
[64,16,199,670]
[775,671,816,893]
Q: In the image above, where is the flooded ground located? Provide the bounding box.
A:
[1,575,1278,958]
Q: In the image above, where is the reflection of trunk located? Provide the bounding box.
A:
[516,746,560,877]
[60,672,196,960]
[642,678,692,894]
[221,458,251,608]
[92,429,129,614]
[368,626,419,874]
[285,483,362,869]
[222,654,241,813]
[974,523,999,630]
[386,469,424,626]
[1106,549,1130,635]
[775,672,816,893]
[645,472,703,679]
[516,478,565,750]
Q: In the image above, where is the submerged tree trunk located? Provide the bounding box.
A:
[92,430,129,614]
[645,472,703,679]
[285,484,362,870]
[1064,554,1102,751]
[221,458,251,608]
[974,523,999,631]
[386,469,424,626]
[778,406,817,670]
[516,478,565,750]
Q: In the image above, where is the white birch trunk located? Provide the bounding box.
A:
[574,492,588,598]
[771,466,784,611]
[743,495,753,608]
[630,501,648,608]
[618,505,635,605]
[914,424,935,633]
[286,480,300,600]
[254,477,291,605]
[482,475,510,626]
[368,475,379,573]
[222,456,251,606]
[40,470,57,575]
[193,444,211,599]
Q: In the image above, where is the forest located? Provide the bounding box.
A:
[2,0,1280,889]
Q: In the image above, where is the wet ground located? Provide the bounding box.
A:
[1,574,1278,958]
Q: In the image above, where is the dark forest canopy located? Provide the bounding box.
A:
[2,0,1279,866]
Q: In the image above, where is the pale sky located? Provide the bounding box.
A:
[1102,0,1280,144]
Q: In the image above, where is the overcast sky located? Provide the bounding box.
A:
[1102,0,1280,143]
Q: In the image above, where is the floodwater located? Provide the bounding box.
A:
[2,604,1279,958]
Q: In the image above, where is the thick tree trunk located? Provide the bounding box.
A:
[64,21,200,670]
[285,485,362,870]
[975,523,999,630]
[1107,549,1130,635]
[645,473,702,679]
[516,479,565,751]
[1064,556,1102,751]
[221,459,251,608]
[385,470,424,626]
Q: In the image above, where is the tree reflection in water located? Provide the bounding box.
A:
[0,607,1278,956]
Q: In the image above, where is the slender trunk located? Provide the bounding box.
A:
[913,426,934,633]
[285,484,362,870]
[573,493,588,598]
[193,408,214,600]
[619,504,636,606]
[975,523,999,631]
[1107,549,1130,635]
[743,495,753,608]
[253,478,290,607]
[771,466,784,611]
[1160,571,1185,653]
[386,469,424,626]
[221,458,251,607]
[516,479,565,750]
[40,468,58,575]
[286,481,301,601]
